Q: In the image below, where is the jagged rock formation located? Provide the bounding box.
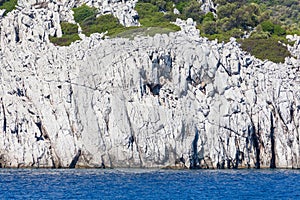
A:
[1,1,300,169]
[81,0,139,27]
[200,0,216,13]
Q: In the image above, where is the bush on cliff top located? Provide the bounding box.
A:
[49,22,81,46]
[197,0,299,63]
[49,34,81,46]
[73,3,180,37]
[238,38,291,63]
[80,14,125,37]
[72,4,97,24]
[49,0,297,64]
[133,3,180,31]
[50,6,126,46]
[0,0,17,16]
[50,2,181,46]
[72,5,133,37]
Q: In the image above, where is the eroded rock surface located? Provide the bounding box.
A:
[0,2,300,169]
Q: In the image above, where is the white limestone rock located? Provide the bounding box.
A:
[200,0,216,14]
[0,9,6,18]
[174,18,200,37]
[0,0,300,170]
[79,0,140,27]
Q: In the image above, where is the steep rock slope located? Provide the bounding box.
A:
[0,2,300,169]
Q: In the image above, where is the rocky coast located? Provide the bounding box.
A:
[0,0,300,169]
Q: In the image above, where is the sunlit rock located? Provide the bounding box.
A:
[0,0,300,170]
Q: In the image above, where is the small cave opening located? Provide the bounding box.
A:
[146,83,162,96]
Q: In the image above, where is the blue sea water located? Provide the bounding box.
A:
[0,168,299,199]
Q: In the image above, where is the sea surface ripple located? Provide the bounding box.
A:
[0,168,299,199]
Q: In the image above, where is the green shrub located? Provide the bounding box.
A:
[198,0,298,63]
[49,22,80,46]
[238,37,291,63]
[81,14,124,36]
[260,20,286,36]
[163,13,180,21]
[218,17,236,32]
[200,28,243,43]
[73,2,180,38]
[217,3,236,19]
[182,1,205,23]
[0,0,17,15]
[72,4,97,24]
[261,20,275,33]
[201,21,218,35]
[155,0,174,11]
[138,0,173,12]
[72,3,180,38]
[202,33,231,43]
[61,22,78,35]
[273,24,286,36]
[203,12,215,22]
[229,28,244,38]
[286,27,300,36]
[49,34,81,46]
[249,31,270,39]
[175,1,190,13]
[271,35,293,45]
[135,3,159,18]
[72,4,130,37]
[135,2,180,31]
[233,5,260,29]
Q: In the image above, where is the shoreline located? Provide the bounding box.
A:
[0,166,300,170]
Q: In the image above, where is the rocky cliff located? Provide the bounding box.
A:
[0,0,300,169]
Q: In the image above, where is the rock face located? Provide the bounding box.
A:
[200,0,216,14]
[1,2,300,169]
[83,0,139,27]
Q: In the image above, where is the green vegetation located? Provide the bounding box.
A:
[49,22,81,46]
[48,0,298,63]
[50,5,126,46]
[138,0,205,24]
[238,38,291,63]
[73,3,180,36]
[198,0,300,63]
[137,0,299,63]
[50,3,181,46]
[201,1,264,40]
[135,2,180,31]
[80,14,125,37]
[72,4,134,37]
[0,0,18,16]
[72,4,97,24]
